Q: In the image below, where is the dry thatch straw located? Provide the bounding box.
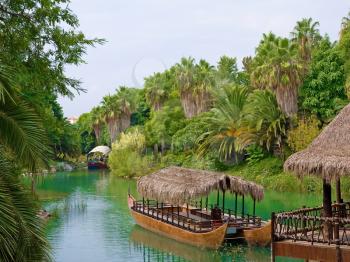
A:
[137,166,264,205]
[284,104,350,180]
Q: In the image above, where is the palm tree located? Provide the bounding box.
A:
[101,94,119,144]
[91,106,104,144]
[216,55,238,84]
[236,90,287,153]
[0,61,51,261]
[251,33,304,117]
[114,86,138,133]
[291,18,320,64]
[197,84,248,160]
[175,57,215,118]
[144,72,169,111]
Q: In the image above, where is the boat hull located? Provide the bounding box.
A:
[243,221,271,246]
[128,195,227,249]
[88,162,108,170]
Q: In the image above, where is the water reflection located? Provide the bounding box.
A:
[130,225,222,262]
[36,171,318,262]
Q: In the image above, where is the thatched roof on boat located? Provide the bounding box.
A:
[88,146,111,156]
[284,103,350,180]
[137,166,264,205]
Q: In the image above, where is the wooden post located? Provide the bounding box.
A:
[242,195,245,217]
[177,206,180,226]
[186,203,189,217]
[171,205,174,224]
[147,199,149,215]
[205,196,208,211]
[334,215,341,262]
[323,179,333,240]
[271,212,276,262]
[142,197,145,214]
[161,202,164,221]
[336,177,341,204]
[222,190,225,212]
[216,190,220,206]
[234,193,238,218]
[156,201,158,219]
[200,198,202,210]
[253,199,256,223]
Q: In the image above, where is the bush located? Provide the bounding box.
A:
[287,116,321,152]
[245,144,266,165]
[109,148,149,177]
[108,128,150,177]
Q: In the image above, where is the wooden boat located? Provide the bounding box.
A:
[129,166,270,249]
[87,146,111,170]
[243,221,271,246]
[128,194,227,249]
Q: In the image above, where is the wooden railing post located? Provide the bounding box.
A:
[334,216,341,262]
[271,212,276,262]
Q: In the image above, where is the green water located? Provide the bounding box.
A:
[37,170,322,262]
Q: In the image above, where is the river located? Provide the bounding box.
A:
[37,170,322,262]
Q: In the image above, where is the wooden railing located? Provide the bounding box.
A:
[131,200,222,233]
[132,199,262,233]
[272,202,350,245]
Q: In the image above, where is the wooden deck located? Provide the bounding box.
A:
[272,203,350,262]
[273,240,350,262]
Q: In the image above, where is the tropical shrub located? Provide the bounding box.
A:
[287,116,321,152]
[245,145,267,165]
[108,128,149,177]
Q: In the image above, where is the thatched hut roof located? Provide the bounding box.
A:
[137,166,264,205]
[284,104,350,180]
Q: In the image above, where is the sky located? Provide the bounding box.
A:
[59,0,349,117]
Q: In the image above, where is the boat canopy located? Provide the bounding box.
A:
[88,146,111,156]
[137,166,264,205]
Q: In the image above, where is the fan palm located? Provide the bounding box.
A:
[175,57,214,118]
[91,106,104,144]
[236,90,287,152]
[251,33,304,117]
[197,84,248,160]
[291,18,320,64]
[101,95,120,144]
[114,86,138,133]
[144,72,169,111]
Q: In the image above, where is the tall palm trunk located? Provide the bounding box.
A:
[276,85,298,117]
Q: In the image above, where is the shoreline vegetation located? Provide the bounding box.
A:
[75,14,350,196]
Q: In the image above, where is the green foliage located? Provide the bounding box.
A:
[0,151,51,261]
[109,148,150,178]
[237,90,287,152]
[339,12,350,98]
[287,116,321,152]
[0,0,104,98]
[144,99,186,146]
[245,145,266,165]
[197,84,248,160]
[76,113,96,154]
[300,37,347,122]
[109,128,149,177]
[229,157,321,192]
[172,112,211,152]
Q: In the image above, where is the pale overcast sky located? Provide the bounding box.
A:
[59,0,349,117]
